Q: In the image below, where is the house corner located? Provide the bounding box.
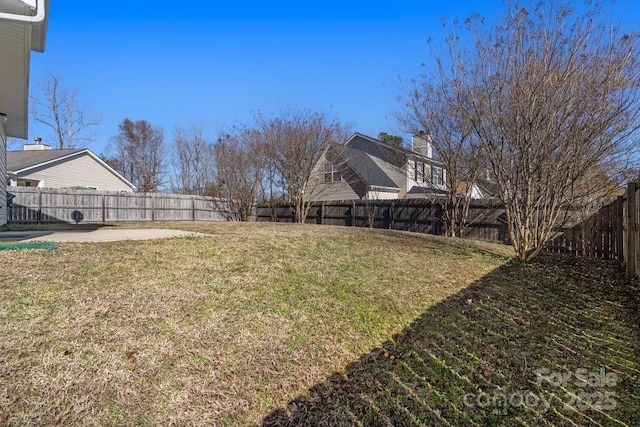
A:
[0,119,6,227]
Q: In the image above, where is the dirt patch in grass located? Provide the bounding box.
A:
[0,223,512,425]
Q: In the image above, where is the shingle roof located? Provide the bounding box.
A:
[341,146,399,189]
[7,149,85,172]
[407,186,448,196]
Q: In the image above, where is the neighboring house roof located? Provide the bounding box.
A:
[8,148,83,172]
[341,146,399,190]
[316,133,446,201]
[454,179,501,199]
[407,186,448,196]
[7,148,135,190]
[346,132,442,164]
[456,181,473,196]
[475,178,501,198]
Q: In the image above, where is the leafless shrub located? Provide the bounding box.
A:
[255,108,350,223]
[428,1,640,260]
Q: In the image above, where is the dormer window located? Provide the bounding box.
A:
[323,163,341,183]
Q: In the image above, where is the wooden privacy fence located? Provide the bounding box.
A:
[623,182,640,280]
[256,200,510,242]
[7,187,240,224]
[546,201,622,259]
[257,184,640,280]
[546,182,639,280]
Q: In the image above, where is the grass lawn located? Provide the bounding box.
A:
[0,222,637,426]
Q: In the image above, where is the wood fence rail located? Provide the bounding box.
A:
[7,187,240,224]
[256,199,510,243]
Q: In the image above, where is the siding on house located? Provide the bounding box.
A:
[308,151,361,202]
[13,152,133,192]
[309,133,447,203]
[366,190,399,200]
[0,123,6,226]
[313,180,361,201]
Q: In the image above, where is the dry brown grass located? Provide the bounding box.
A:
[0,222,513,425]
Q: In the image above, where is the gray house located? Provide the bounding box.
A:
[7,142,135,192]
[0,0,49,226]
[309,133,446,202]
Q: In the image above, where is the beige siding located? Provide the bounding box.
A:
[0,20,30,138]
[16,153,133,192]
[366,190,399,200]
[0,123,6,225]
[312,178,360,202]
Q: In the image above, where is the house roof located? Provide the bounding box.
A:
[341,146,399,190]
[345,132,444,166]
[7,147,135,189]
[7,148,83,172]
[475,177,501,198]
[407,186,448,196]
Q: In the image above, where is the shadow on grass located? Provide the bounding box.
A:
[263,254,639,426]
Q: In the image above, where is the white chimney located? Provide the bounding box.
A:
[411,132,433,158]
[24,137,51,150]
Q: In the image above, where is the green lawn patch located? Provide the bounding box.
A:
[0,222,636,426]
[0,241,58,251]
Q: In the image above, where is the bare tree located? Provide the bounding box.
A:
[256,108,350,223]
[213,129,265,221]
[110,119,165,192]
[398,79,484,237]
[428,0,640,260]
[172,120,215,195]
[30,72,101,149]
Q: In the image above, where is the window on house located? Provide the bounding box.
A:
[323,163,341,183]
[432,166,444,186]
[415,161,425,183]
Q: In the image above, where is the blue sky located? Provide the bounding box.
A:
[21,0,640,156]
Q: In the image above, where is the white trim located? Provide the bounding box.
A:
[0,0,45,23]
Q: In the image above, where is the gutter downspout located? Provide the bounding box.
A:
[0,0,45,23]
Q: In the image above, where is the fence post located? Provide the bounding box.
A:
[626,182,637,281]
[390,202,395,230]
[615,196,623,263]
[351,200,356,226]
[37,189,42,224]
[192,197,196,221]
[320,202,324,225]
